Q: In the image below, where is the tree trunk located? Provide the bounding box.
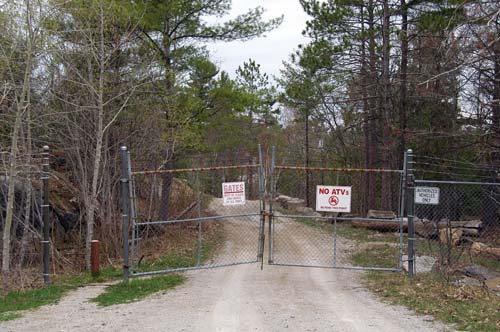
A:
[19,106,33,268]
[485,39,500,231]
[85,0,105,270]
[159,158,174,220]
[158,20,176,221]
[305,108,311,207]
[2,0,34,277]
[381,0,392,211]
[367,0,377,210]
[398,0,408,169]
[360,4,370,214]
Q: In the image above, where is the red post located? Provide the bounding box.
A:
[91,240,100,276]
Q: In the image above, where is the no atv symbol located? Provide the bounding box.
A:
[329,195,339,206]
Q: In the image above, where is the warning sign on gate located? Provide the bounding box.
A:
[222,182,246,206]
[415,187,439,205]
[316,186,352,212]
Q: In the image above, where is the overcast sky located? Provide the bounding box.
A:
[205,0,310,81]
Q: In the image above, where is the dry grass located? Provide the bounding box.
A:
[363,272,500,331]
[354,244,500,332]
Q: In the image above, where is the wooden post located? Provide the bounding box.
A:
[90,240,100,276]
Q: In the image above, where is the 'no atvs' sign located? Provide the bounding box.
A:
[316,186,352,213]
[222,182,245,206]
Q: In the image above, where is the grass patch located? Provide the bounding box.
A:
[0,284,69,319]
[362,272,500,332]
[59,265,123,286]
[0,266,123,321]
[352,245,400,268]
[0,312,23,321]
[0,214,223,319]
[92,274,184,306]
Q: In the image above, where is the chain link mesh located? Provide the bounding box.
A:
[414,181,500,274]
[412,156,500,275]
[269,167,404,271]
[129,164,264,276]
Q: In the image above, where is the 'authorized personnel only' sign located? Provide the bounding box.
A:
[222,182,245,206]
[415,187,440,205]
[316,186,352,213]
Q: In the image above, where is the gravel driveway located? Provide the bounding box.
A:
[0,199,450,332]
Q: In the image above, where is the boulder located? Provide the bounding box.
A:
[402,255,436,274]
[275,194,292,204]
[463,264,500,281]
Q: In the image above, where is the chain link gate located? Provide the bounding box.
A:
[120,146,267,279]
[267,149,406,272]
[120,145,412,279]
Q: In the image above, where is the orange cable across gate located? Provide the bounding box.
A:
[273,165,403,173]
[131,164,261,175]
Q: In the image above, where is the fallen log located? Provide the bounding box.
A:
[351,220,402,232]
[352,210,405,232]
[436,219,482,230]
[460,228,480,236]
[366,210,396,219]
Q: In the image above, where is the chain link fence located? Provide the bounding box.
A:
[412,155,500,276]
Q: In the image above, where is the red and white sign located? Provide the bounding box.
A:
[222,182,246,206]
[316,185,352,212]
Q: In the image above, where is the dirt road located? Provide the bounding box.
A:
[0,199,450,332]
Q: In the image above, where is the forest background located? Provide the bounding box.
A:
[0,0,498,284]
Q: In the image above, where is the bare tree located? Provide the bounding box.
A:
[49,0,143,269]
[1,0,43,281]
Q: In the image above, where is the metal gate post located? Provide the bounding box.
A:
[268,146,276,264]
[196,170,202,267]
[398,152,407,271]
[41,146,50,285]
[127,151,137,275]
[257,145,265,264]
[405,149,416,277]
[120,146,131,281]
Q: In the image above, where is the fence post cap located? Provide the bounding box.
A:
[407,149,413,154]
[121,146,127,151]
